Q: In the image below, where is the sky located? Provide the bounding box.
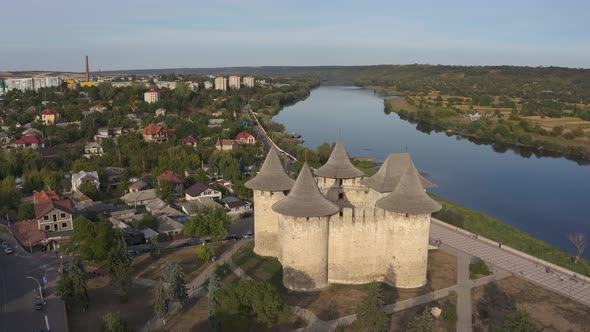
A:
[1,0,589,71]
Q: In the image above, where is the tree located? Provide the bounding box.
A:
[153,280,168,323]
[69,216,116,261]
[78,181,100,201]
[184,207,231,238]
[196,244,215,261]
[106,233,132,302]
[355,283,388,332]
[496,311,541,332]
[157,180,177,202]
[17,203,35,221]
[0,176,21,216]
[100,312,128,332]
[169,265,189,306]
[137,213,158,230]
[56,257,89,310]
[568,233,587,264]
[215,279,289,329]
[407,308,433,332]
[208,269,221,324]
[149,237,161,258]
[162,262,181,284]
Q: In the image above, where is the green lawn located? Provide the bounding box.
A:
[232,242,284,291]
[431,194,590,276]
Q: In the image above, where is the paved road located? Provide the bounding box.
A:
[430,218,590,306]
[455,252,473,332]
[0,234,67,332]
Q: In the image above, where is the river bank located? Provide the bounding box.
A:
[383,96,590,164]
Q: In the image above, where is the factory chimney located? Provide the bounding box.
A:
[85,55,90,82]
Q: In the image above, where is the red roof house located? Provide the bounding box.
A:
[15,134,45,149]
[235,132,256,144]
[181,135,198,147]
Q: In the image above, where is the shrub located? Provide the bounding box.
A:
[196,244,215,261]
[441,305,457,322]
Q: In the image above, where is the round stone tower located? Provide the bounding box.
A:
[273,163,339,291]
[375,159,441,288]
[245,147,294,258]
[314,138,364,206]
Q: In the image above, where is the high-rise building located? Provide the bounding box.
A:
[204,81,213,89]
[144,87,161,104]
[243,76,255,88]
[229,76,241,89]
[214,77,227,91]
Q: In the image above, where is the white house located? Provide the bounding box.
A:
[184,183,222,201]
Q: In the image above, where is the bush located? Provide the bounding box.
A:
[196,244,215,261]
[470,259,491,279]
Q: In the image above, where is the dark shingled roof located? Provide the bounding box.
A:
[245,147,294,191]
[376,161,442,214]
[272,163,339,217]
[315,139,363,179]
[361,153,437,193]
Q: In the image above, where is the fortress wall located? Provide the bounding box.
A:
[328,208,389,284]
[279,215,330,291]
[253,190,285,258]
[383,212,431,288]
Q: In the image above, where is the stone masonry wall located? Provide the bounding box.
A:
[252,190,285,259]
[384,212,431,288]
[279,215,330,291]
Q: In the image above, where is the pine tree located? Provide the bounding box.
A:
[170,266,189,306]
[407,308,433,332]
[149,237,160,258]
[356,282,388,332]
[162,262,180,284]
[153,280,168,323]
[106,233,132,302]
[57,257,89,309]
[208,269,221,319]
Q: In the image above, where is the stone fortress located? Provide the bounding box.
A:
[245,139,441,292]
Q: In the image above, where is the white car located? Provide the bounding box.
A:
[3,247,14,254]
[242,232,254,239]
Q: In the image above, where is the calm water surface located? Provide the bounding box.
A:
[274,86,590,257]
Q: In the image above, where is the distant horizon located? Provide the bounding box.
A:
[2,1,589,71]
[3,62,590,75]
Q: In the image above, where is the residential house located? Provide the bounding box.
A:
[40,109,59,124]
[121,189,159,206]
[180,197,224,215]
[15,133,45,149]
[181,135,198,147]
[140,124,171,143]
[128,179,148,193]
[71,170,100,193]
[84,142,104,158]
[216,178,233,192]
[185,183,222,201]
[144,87,161,104]
[34,190,74,233]
[208,118,224,128]
[156,171,184,197]
[215,138,234,151]
[222,197,251,215]
[94,127,111,142]
[155,108,166,117]
[235,132,256,144]
[11,219,47,252]
[89,104,107,113]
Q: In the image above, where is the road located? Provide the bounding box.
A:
[0,234,67,332]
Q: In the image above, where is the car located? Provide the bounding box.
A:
[3,247,13,254]
[221,234,241,241]
[1,241,9,248]
[34,297,44,310]
[242,232,254,239]
[127,249,138,255]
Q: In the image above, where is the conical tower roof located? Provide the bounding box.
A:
[361,153,437,192]
[376,161,442,214]
[272,163,339,217]
[245,147,294,192]
[315,139,364,179]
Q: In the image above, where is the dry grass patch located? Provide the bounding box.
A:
[132,242,233,281]
[472,276,590,331]
[68,275,154,332]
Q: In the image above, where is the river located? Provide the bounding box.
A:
[273,86,590,257]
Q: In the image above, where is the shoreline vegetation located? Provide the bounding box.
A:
[262,84,589,277]
[383,97,590,164]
